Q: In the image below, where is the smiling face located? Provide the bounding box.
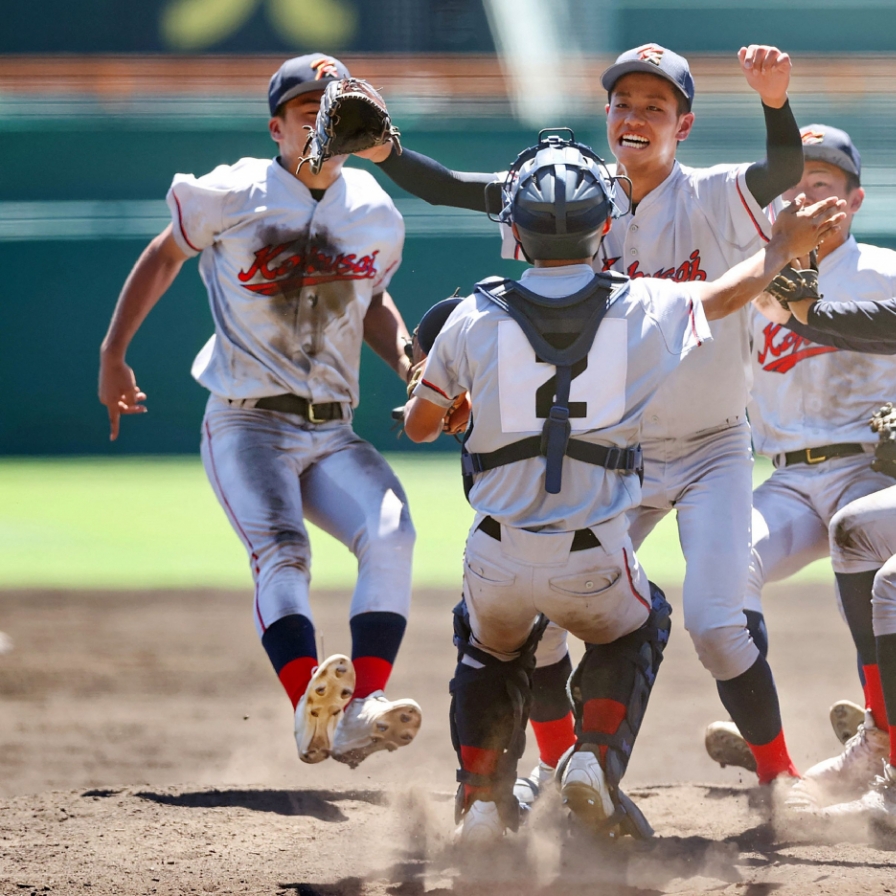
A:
[605,72,694,178]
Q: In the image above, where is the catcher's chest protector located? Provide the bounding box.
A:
[463,273,632,496]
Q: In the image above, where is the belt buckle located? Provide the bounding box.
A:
[306,402,326,424]
[805,447,826,465]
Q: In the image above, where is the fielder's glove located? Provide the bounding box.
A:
[870,402,896,478]
[765,250,821,310]
[299,78,401,176]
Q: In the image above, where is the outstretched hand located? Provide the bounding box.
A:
[739,45,791,108]
[771,194,846,259]
[99,355,146,441]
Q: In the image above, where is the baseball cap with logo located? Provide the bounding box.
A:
[800,124,861,182]
[268,54,350,116]
[601,44,695,110]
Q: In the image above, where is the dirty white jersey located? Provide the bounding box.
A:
[502,160,771,441]
[415,264,711,535]
[167,157,403,404]
[748,236,896,456]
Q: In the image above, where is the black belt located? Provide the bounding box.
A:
[477,515,601,551]
[783,443,866,466]
[249,394,343,422]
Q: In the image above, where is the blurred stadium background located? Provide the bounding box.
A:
[4,0,893,588]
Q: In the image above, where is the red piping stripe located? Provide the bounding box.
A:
[735,178,770,244]
[687,299,703,346]
[421,378,451,400]
[172,192,202,253]
[204,419,267,632]
[623,548,651,610]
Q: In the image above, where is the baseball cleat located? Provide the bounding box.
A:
[513,760,556,807]
[704,721,758,773]
[789,711,889,806]
[560,747,615,833]
[331,690,422,768]
[294,655,355,764]
[454,799,507,846]
[811,763,896,826]
[830,699,865,745]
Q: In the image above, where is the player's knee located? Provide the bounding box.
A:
[830,505,875,567]
[687,621,758,681]
[257,528,311,575]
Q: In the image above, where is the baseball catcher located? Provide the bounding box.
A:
[299,78,402,175]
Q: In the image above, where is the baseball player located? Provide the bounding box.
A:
[403,132,842,844]
[365,43,806,789]
[706,125,896,791]
[98,54,422,770]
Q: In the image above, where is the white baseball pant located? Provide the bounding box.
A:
[745,451,893,617]
[829,483,896,638]
[200,395,416,636]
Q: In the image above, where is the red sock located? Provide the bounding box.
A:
[278,656,319,710]
[531,713,576,768]
[460,745,500,805]
[746,729,799,784]
[862,664,889,731]
[581,698,627,765]
[352,656,393,700]
[889,726,896,768]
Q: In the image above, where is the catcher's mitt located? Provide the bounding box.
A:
[870,402,896,478]
[765,250,821,310]
[299,78,401,176]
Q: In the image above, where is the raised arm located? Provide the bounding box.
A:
[692,197,845,320]
[739,46,804,208]
[98,225,188,440]
[360,144,497,212]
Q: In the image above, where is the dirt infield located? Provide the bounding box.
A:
[0,583,894,894]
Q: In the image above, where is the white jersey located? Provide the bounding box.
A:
[502,160,770,442]
[748,236,896,456]
[416,264,711,534]
[167,157,404,404]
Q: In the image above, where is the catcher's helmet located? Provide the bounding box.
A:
[497,130,624,262]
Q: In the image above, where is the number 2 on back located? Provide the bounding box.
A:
[497,319,628,434]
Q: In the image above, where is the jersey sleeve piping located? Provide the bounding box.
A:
[735,176,770,244]
[171,191,202,254]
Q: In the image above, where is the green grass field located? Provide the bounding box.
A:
[0,455,834,590]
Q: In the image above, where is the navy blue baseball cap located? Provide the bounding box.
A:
[601,44,695,110]
[268,54,351,116]
[800,124,861,181]
[416,297,462,355]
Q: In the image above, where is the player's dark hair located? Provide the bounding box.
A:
[845,171,861,192]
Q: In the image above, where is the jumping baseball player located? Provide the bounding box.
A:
[98,54,422,770]
[402,132,842,844]
[364,43,806,789]
[705,125,896,791]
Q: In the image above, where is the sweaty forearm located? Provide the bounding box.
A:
[377,148,496,212]
[695,241,793,320]
[744,100,803,208]
[363,292,412,381]
[101,228,185,357]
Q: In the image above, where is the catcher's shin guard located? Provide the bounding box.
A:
[569,582,672,788]
[449,600,548,830]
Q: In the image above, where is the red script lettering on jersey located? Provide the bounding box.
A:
[601,250,707,281]
[757,322,838,374]
[238,242,380,295]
